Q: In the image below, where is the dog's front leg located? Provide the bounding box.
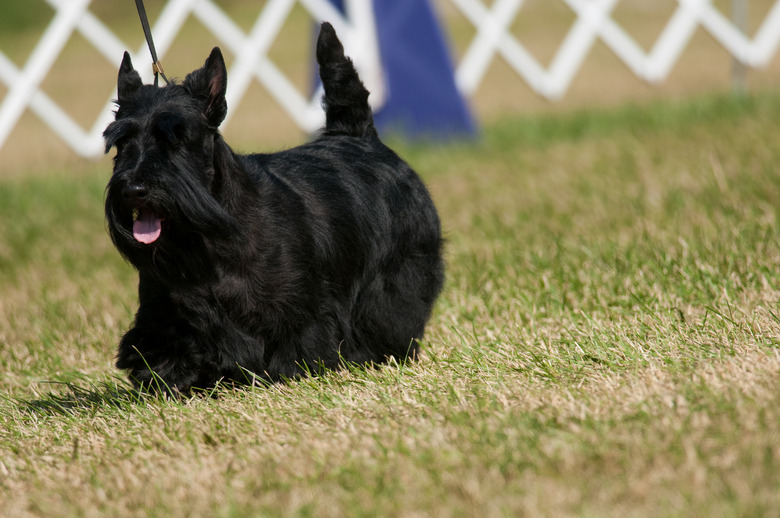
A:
[115,276,213,394]
[116,322,206,395]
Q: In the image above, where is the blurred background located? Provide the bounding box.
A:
[1,0,779,176]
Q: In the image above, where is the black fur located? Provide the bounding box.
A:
[103,22,444,394]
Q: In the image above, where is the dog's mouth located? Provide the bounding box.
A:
[132,207,164,244]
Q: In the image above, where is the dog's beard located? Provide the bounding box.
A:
[105,169,241,285]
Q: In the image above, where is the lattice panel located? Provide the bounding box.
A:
[0,0,779,158]
[0,0,382,157]
[451,0,780,97]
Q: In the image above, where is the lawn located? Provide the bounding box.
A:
[1,90,779,516]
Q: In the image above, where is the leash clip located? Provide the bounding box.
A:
[135,0,169,87]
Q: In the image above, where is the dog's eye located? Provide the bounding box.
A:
[103,120,135,154]
[154,114,186,146]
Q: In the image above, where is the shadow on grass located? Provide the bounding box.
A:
[12,377,258,417]
[11,359,418,418]
[15,380,149,417]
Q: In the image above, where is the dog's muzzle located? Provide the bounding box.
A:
[121,184,164,244]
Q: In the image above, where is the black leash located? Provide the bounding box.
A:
[134,0,168,86]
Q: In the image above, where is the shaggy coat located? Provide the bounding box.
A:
[103,23,444,393]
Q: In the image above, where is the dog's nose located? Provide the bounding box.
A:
[122,184,149,204]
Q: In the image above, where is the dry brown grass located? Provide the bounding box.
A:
[3,91,780,515]
[2,3,780,516]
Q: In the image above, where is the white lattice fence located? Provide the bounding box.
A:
[451,0,780,98]
[0,0,384,157]
[1,0,779,158]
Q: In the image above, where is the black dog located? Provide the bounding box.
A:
[103,23,444,394]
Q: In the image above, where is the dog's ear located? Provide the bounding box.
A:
[117,52,143,103]
[184,47,228,128]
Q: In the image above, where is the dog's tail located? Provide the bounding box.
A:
[317,22,376,138]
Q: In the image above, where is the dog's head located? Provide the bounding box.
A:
[104,49,238,280]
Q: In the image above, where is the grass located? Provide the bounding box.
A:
[2,91,780,516]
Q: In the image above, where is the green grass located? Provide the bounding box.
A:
[2,92,780,517]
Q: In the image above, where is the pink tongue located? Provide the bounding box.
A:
[133,209,163,244]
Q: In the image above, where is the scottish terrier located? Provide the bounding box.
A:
[103,23,444,394]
